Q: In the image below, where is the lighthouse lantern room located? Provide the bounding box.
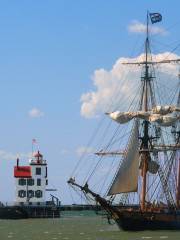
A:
[14,151,48,205]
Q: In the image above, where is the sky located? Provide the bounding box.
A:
[0,0,180,204]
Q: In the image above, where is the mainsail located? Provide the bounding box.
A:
[108,120,139,195]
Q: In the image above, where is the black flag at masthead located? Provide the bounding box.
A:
[149,12,162,24]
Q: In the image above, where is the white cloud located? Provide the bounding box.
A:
[28,107,44,118]
[81,52,179,118]
[0,150,31,161]
[128,20,168,35]
[76,146,94,156]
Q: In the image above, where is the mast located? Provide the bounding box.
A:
[177,156,180,208]
[176,79,180,208]
[140,12,150,211]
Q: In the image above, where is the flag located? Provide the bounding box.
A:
[149,13,162,24]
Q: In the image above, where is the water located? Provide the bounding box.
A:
[0,211,179,240]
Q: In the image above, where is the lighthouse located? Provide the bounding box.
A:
[14,151,48,205]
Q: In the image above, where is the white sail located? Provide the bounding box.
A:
[108,120,139,195]
[135,111,151,120]
[106,111,150,124]
[174,106,180,112]
[152,105,180,115]
[106,111,135,124]
[107,110,180,127]
[148,114,180,126]
[152,105,174,115]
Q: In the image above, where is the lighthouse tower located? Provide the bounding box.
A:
[14,151,48,205]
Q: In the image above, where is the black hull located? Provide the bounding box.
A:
[116,217,180,231]
[111,209,180,231]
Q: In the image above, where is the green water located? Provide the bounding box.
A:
[0,211,179,240]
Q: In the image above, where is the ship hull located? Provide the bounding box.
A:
[116,216,180,231]
[113,208,180,231]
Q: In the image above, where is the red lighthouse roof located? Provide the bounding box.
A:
[14,166,31,178]
[30,150,46,165]
[33,151,43,158]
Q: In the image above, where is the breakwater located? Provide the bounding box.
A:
[60,204,102,211]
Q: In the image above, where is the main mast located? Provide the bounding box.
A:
[176,88,180,208]
[140,12,150,211]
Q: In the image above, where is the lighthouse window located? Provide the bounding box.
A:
[37,179,41,186]
[19,178,26,186]
[27,178,34,186]
[18,190,26,198]
[27,190,34,198]
[35,190,42,198]
[36,167,41,175]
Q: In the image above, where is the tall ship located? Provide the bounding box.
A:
[0,149,60,219]
[68,12,180,230]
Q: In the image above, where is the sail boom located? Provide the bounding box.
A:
[96,143,180,158]
[122,59,180,65]
[140,146,180,152]
[95,151,125,156]
[153,144,180,152]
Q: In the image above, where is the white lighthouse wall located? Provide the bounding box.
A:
[15,164,48,205]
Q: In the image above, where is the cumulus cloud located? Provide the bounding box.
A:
[0,150,31,161]
[128,20,168,35]
[76,146,94,156]
[28,108,44,118]
[80,52,179,118]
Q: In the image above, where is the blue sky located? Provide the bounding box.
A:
[0,0,180,204]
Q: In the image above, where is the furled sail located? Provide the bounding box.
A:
[106,111,135,124]
[107,107,180,127]
[152,105,180,115]
[107,120,139,195]
[136,111,151,120]
[150,114,180,126]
